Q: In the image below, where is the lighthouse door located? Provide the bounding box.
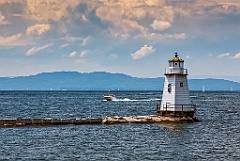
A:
[165,102,171,111]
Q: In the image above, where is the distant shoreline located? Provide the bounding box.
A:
[0,89,240,93]
[0,72,239,91]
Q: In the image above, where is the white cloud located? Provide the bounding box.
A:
[81,15,88,21]
[26,24,51,36]
[69,51,77,57]
[63,36,89,46]
[218,51,240,59]
[172,0,240,17]
[60,43,68,49]
[26,43,52,56]
[81,37,90,46]
[0,33,30,46]
[25,0,81,22]
[131,45,155,60]
[151,20,171,31]
[64,36,83,42]
[135,33,186,41]
[96,0,174,37]
[79,50,88,58]
[231,52,240,59]
[0,33,21,44]
[186,55,190,59]
[217,53,230,58]
[0,12,8,25]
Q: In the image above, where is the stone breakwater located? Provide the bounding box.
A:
[0,115,198,128]
[102,115,198,124]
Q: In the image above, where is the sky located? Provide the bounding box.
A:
[0,0,240,82]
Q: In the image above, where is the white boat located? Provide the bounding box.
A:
[104,94,116,101]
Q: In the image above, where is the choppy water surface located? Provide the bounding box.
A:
[0,91,239,160]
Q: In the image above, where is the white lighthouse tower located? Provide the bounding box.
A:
[158,52,195,117]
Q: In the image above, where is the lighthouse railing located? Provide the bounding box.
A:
[157,104,196,112]
[165,68,188,75]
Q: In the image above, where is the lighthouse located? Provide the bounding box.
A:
[158,52,195,117]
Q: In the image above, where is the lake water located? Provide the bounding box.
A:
[0,91,239,160]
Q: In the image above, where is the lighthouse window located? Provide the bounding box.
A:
[180,82,183,87]
[180,62,183,67]
[168,84,171,92]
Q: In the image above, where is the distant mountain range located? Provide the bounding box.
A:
[0,71,239,91]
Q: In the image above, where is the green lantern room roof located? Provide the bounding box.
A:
[169,52,184,62]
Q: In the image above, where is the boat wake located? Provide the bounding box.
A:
[104,98,161,102]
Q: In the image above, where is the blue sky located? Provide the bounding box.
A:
[0,0,240,82]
